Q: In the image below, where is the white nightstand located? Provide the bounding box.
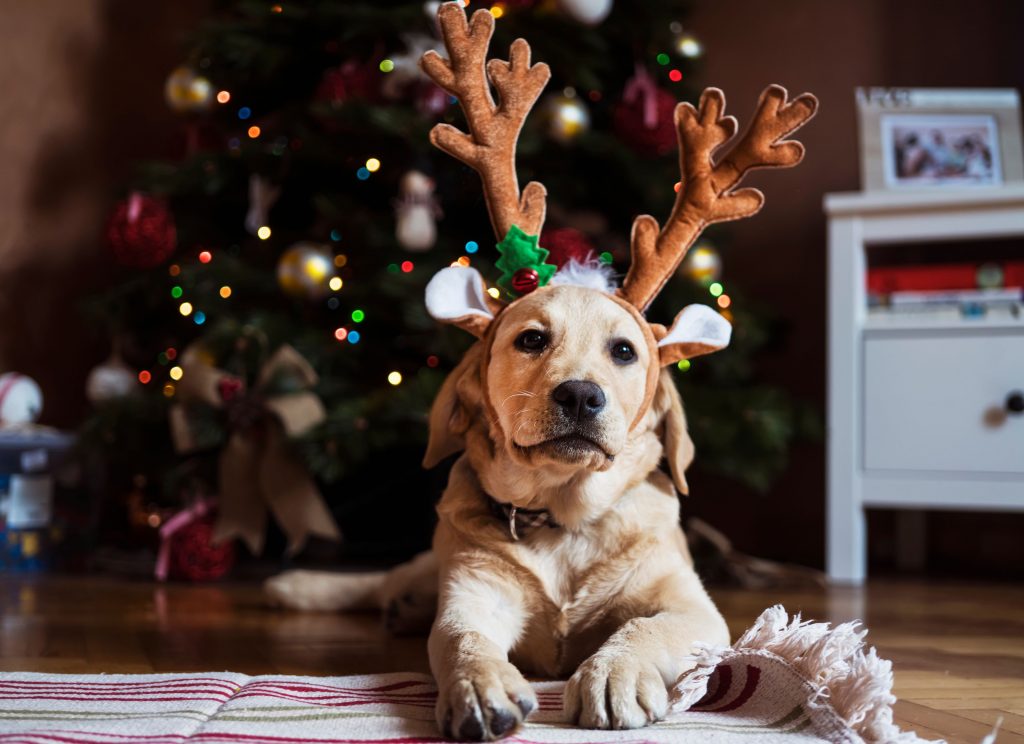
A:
[825,186,1024,584]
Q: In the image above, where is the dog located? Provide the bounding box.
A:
[267,4,816,740]
[268,269,732,739]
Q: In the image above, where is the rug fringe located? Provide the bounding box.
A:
[672,605,944,744]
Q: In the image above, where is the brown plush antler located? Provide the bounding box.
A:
[420,2,551,240]
[620,85,818,312]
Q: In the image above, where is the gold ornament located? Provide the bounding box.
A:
[276,242,337,300]
[165,66,214,113]
[679,244,722,283]
[544,93,590,143]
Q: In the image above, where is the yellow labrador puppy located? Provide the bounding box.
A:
[268,262,733,740]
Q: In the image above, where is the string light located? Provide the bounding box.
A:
[157,352,168,365]
[674,181,681,193]
[179,302,193,316]
[379,59,394,73]
[248,126,261,139]
[678,35,703,58]
[198,250,212,263]
[219,285,232,298]
[356,167,370,180]
[489,3,504,18]
[217,90,231,104]
[400,261,413,273]
[238,106,252,120]
[271,3,283,12]
[329,276,343,291]
[330,229,342,241]
[334,327,347,341]
[387,371,403,385]
[599,251,613,264]
[717,294,732,309]
[388,263,400,273]
[487,287,500,299]
[334,254,347,267]
[327,297,340,310]
[169,366,184,381]
[194,311,206,325]
[656,52,670,65]
[168,264,181,277]
[669,69,683,83]
[465,240,479,254]
[257,226,272,240]
[709,282,724,297]
[348,330,361,344]
[427,355,439,368]
[677,359,691,372]
[351,309,365,323]
[365,158,381,172]
[457,256,471,267]
[138,371,152,384]
[171,286,183,299]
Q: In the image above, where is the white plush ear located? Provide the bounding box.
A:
[424,266,498,337]
[656,304,732,366]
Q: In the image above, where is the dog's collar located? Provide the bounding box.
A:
[484,492,560,541]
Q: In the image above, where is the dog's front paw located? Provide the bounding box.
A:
[436,658,537,741]
[564,651,668,730]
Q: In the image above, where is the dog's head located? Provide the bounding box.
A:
[416,4,815,501]
[422,264,731,494]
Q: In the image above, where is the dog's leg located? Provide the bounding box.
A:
[430,568,537,742]
[564,582,728,730]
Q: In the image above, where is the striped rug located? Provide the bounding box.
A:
[0,607,936,743]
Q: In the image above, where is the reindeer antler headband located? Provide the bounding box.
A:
[421,2,817,333]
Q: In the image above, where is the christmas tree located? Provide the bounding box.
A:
[78,0,816,568]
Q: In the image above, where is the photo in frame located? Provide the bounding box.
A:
[856,88,1023,191]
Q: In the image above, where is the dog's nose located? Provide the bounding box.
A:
[552,380,606,421]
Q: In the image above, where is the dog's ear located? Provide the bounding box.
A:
[425,266,501,338]
[652,369,695,495]
[653,304,731,367]
[423,342,484,468]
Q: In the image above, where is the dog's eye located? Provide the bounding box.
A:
[515,330,549,352]
[610,340,636,364]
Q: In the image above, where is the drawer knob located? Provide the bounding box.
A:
[1008,391,1024,415]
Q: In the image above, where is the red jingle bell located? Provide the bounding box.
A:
[511,267,540,295]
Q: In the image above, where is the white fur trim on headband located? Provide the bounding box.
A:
[550,258,618,294]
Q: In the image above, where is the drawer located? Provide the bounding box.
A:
[863,331,1024,474]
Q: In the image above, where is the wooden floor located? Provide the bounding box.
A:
[0,575,1021,743]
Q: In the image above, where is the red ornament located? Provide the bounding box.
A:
[541,227,596,268]
[105,193,177,269]
[613,83,678,156]
[512,267,540,294]
[168,514,235,582]
[217,376,244,403]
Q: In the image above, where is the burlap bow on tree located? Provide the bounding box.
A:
[169,344,340,555]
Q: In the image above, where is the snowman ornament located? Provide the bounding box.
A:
[395,171,442,252]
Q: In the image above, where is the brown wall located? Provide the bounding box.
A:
[0,0,1021,569]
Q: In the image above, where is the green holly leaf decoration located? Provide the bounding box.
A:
[495,225,558,296]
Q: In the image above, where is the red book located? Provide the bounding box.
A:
[867,261,1024,294]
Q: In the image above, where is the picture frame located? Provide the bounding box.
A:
[856,87,1024,191]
